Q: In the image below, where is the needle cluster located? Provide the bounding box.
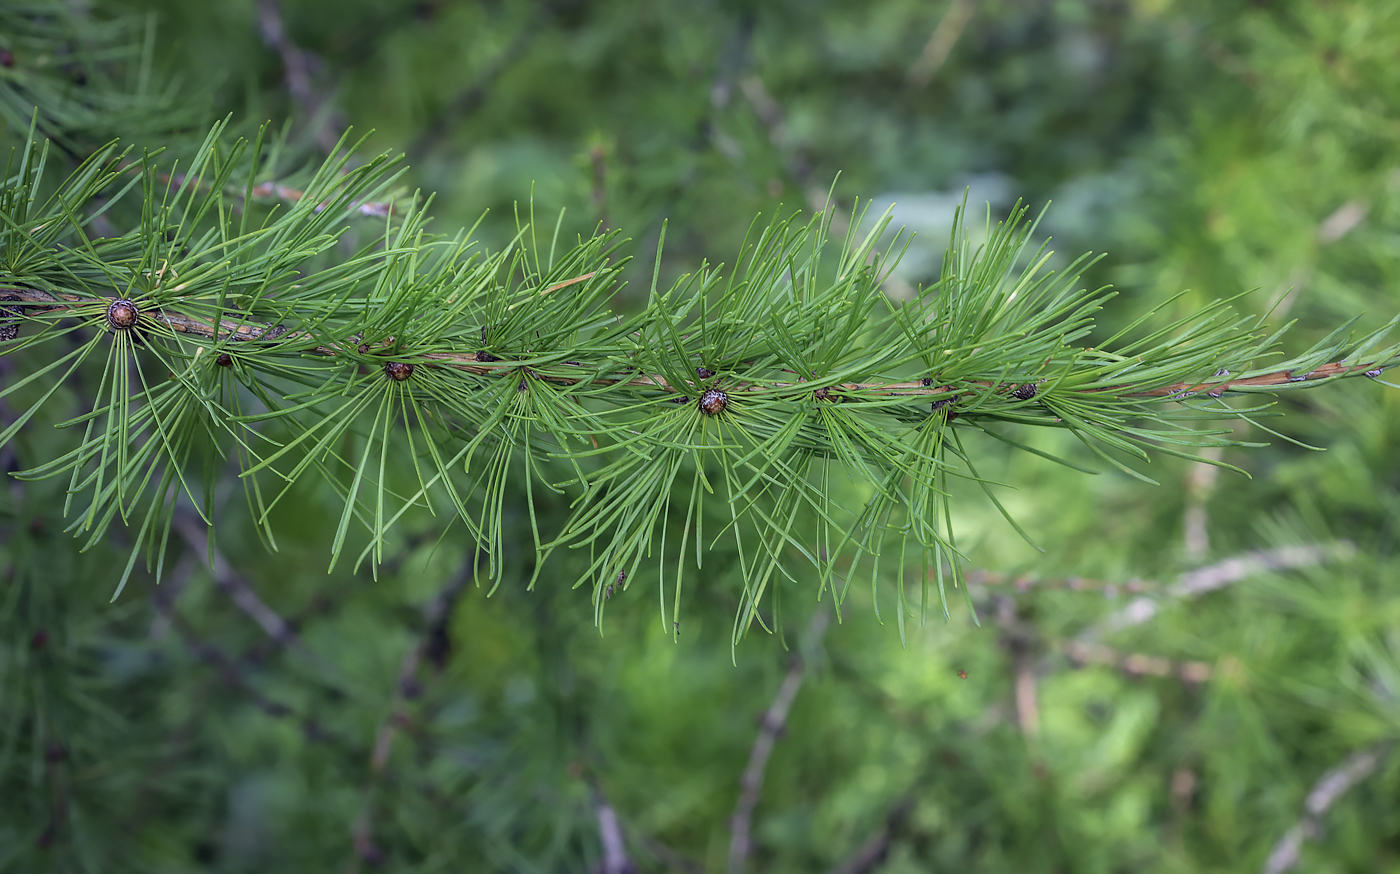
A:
[2,121,1398,644]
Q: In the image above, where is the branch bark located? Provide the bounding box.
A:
[2,285,1390,403]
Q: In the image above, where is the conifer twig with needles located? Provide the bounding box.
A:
[2,120,1398,637]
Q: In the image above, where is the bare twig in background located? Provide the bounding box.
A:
[709,13,756,112]
[1317,199,1368,245]
[174,510,302,652]
[738,76,918,300]
[727,609,831,874]
[637,835,704,874]
[824,795,917,874]
[0,359,21,509]
[906,0,976,87]
[350,559,475,871]
[1061,641,1213,683]
[740,76,810,191]
[248,179,396,219]
[970,543,1353,647]
[591,783,636,874]
[256,0,345,154]
[410,26,538,157]
[1263,745,1391,874]
[410,0,584,158]
[256,0,314,111]
[1270,196,1371,320]
[966,567,1157,597]
[589,145,610,230]
[140,168,398,219]
[994,596,1040,738]
[159,602,338,741]
[1182,445,1223,561]
[145,550,198,642]
[705,16,756,163]
[1094,543,1355,638]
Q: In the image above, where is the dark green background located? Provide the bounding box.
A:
[3,1,1399,872]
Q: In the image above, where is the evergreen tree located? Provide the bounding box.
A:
[2,2,1398,872]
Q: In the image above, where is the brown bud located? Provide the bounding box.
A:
[1011,382,1038,401]
[384,361,414,381]
[106,298,139,330]
[699,388,729,415]
[216,353,233,368]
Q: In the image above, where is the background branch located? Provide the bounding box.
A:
[350,557,474,871]
[174,510,302,652]
[1263,745,1391,874]
[727,609,831,874]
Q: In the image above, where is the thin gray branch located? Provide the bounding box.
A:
[256,0,344,154]
[727,610,831,874]
[350,558,475,872]
[1095,543,1355,638]
[966,567,1157,596]
[409,0,585,158]
[1263,745,1390,874]
[906,0,976,87]
[824,796,916,874]
[592,786,636,874]
[174,510,301,651]
[155,598,338,742]
[1061,640,1213,683]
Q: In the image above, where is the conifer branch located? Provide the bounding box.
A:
[2,119,1398,638]
[0,283,1390,397]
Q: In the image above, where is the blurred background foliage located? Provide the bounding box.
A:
[3,0,1400,871]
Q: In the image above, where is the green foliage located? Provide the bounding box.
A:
[3,1,1400,873]
[5,117,1396,637]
